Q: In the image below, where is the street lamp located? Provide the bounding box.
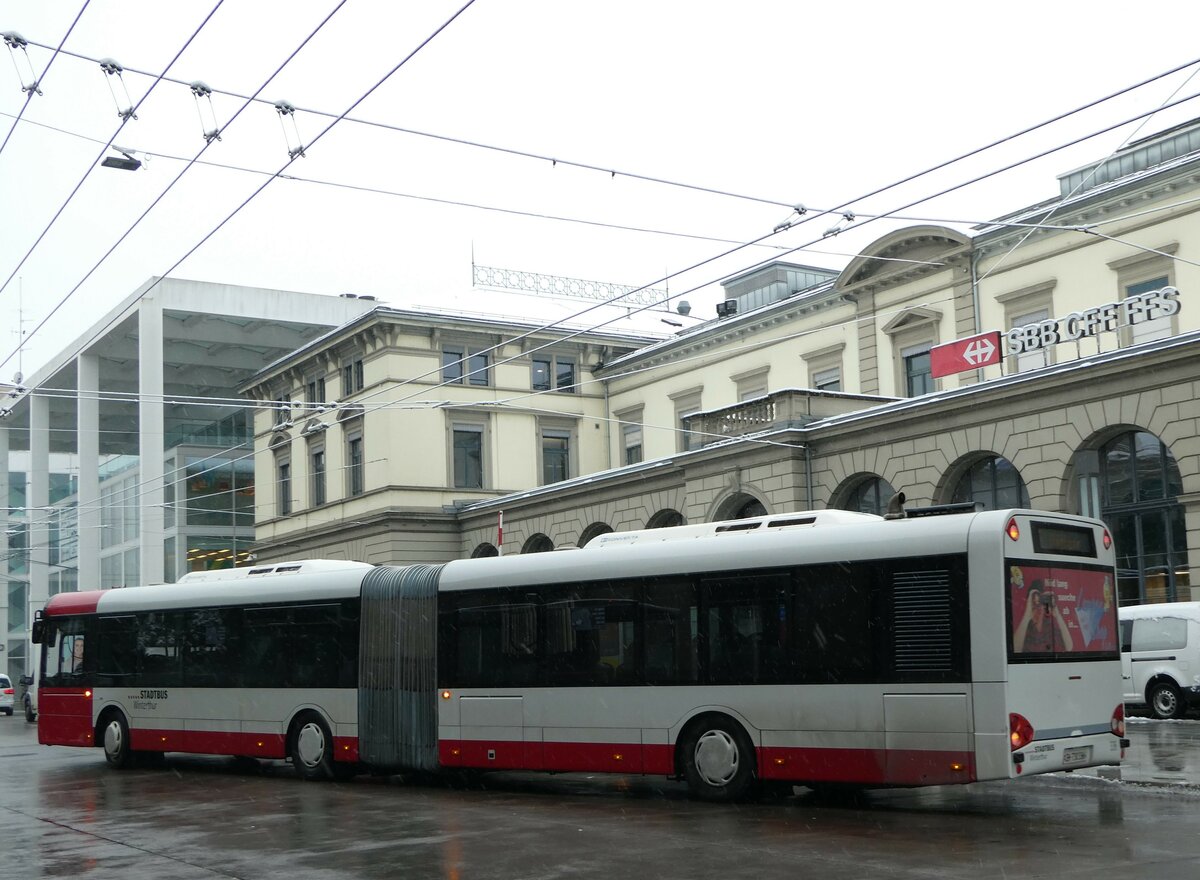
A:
[101,147,143,171]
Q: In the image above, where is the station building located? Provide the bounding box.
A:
[8,119,1200,688]
[453,119,1200,606]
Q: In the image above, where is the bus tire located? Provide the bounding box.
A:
[24,698,36,723]
[100,712,135,769]
[1148,681,1184,720]
[679,715,756,802]
[289,711,354,781]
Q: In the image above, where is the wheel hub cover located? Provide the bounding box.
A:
[297,723,326,766]
[695,730,738,785]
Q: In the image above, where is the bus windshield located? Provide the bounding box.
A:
[1008,561,1118,658]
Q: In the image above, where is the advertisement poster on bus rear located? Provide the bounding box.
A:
[1009,564,1118,655]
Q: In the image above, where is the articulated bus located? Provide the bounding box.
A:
[32,506,1126,800]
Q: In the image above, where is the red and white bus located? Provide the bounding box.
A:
[32,505,1126,800]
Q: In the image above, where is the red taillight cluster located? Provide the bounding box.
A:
[1111,703,1125,737]
[1,688,12,695]
[1006,518,1020,542]
[1102,528,1112,550]
[1009,712,1034,751]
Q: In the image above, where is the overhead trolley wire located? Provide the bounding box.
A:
[10,59,1200,537]
[0,1,90,161]
[0,1,227,309]
[0,0,355,377]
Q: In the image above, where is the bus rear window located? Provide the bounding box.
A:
[1008,561,1118,659]
[1031,522,1095,558]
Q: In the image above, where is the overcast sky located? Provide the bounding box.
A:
[3,0,1200,382]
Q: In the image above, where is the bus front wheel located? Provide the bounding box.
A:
[680,716,755,802]
[289,712,355,781]
[101,713,135,769]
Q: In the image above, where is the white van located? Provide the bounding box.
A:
[1119,601,1200,719]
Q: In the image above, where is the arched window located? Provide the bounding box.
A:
[521,533,554,554]
[646,509,685,529]
[840,476,896,516]
[732,497,766,519]
[578,523,613,547]
[471,543,499,558]
[951,456,1030,511]
[713,492,767,522]
[1099,431,1188,604]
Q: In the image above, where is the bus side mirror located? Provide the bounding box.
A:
[31,619,44,645]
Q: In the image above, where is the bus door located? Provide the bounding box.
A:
[38,616,94,747]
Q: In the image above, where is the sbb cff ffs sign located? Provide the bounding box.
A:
[931,331,1001,379]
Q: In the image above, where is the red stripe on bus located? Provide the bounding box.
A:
[758,746,976,786]
[40,714,360,765]
[439,739,975,785]
[44,590,105,615]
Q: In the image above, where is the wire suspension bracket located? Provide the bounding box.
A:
[190,80,222,143]
[274,99,305,159]
[3,31,42,96]
[99,57,137,120]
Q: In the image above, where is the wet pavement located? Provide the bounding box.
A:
[1067,716,1200,787]
[4,715,1200,879]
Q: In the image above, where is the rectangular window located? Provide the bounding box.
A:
[1011,308,1050,372]
[532,355,577,393]
[443,347,491,386]
[274,396,291,426]
[342,359,364,395]
[310,447,326,507]
[453,427,483,489]
[306,376,325,405]
[277,459,292,516]
[1127,276,1172,345]
[812,367,841,392]
[902,345,932,396]
[622,423,643,466]
[442,349,464,384]
[347,435,364,497]
[542,429,571,484]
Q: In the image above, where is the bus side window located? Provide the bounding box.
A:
[643,581,698,685]
[97,616,139,686]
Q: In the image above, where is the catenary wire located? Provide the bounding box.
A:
[0,0,354,377]
[18,37,1200,217]
[0,1,90,160]
[975,62,1200,286]
[0,1,227,306]
[10,65,1196,535]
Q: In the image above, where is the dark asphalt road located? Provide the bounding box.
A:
[3,715,1200,880]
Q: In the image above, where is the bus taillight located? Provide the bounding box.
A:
[1111,704,1125,737]
[1009,713,1034,751]
[1005,518,1020,542]
[1102,528,1112,550]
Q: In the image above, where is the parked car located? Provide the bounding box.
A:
[1120,601,1200,719]
[0,674,14,716]
[18,674,36,722]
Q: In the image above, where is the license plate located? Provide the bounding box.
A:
[1062,746,1092,766]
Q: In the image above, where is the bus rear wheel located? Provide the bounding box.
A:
[680,716,755,802]
[101,713,135,769]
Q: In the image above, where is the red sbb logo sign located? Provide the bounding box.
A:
[930,331,1001,379]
